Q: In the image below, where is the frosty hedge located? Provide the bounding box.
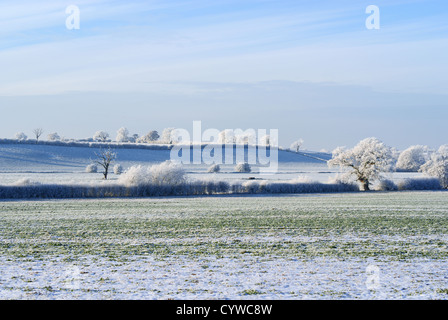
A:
[0,161,359,199]
[0,159,445,199]
[0,180,359,199]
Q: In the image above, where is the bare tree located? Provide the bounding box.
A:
[94,148,117,180]
[33,128,44,142]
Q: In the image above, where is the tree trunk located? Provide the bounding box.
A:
[362,180,370,191]
[103,165,109,180]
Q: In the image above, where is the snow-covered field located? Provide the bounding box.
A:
[1,192,448,299]
[3,255,448,300]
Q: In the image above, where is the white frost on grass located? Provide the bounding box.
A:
[1,192,448,300]
[1,255,448,300]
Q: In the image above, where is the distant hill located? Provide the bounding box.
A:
[0,140,330,173]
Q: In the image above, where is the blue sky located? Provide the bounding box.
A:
[0,0,447,150]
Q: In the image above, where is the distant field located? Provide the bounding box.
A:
[1,191,448,299]
[0,142,420,185]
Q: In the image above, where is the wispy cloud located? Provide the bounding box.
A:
[0,1,447,95]
[0,0,447,149]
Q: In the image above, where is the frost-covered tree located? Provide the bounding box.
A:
[94,148,117,179]
[396,145,430,172]
[390,147,400,168]
[290,139,304,152]
[259,135,271,146]
[438,145,448,157]
[144,130,160,143]
[420,145,448,188]
[93,131,110,142]
[137,131,160,143]
[234,130,256,145]
[235,162,251,173]
[116,127,129,142]
[15,132,27,141]
[328,137,393,191]
[160,128,175,144]
[218,130,235,144]
[127,134,139,143]
[33,128,44,142]
[47,132,61,141]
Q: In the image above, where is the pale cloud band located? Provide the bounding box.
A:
[0,0,447,149]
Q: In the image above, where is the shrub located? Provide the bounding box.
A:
[241,180,264,193]
[397,178,442,191]
[207,164,220,173]
[86,164,98,173]
[375,179,398,191]
[262,181,358,194]
[0,175,361,199]
[193,178,230,195]
[233,179,358,194]
[114,164,123,175]
[118,161,186,187]
[148,161,186,185]
[235,162,251,173]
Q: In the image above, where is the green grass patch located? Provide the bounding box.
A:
[0,192,447,261]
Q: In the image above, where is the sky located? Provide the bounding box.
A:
[0,0,447,151]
